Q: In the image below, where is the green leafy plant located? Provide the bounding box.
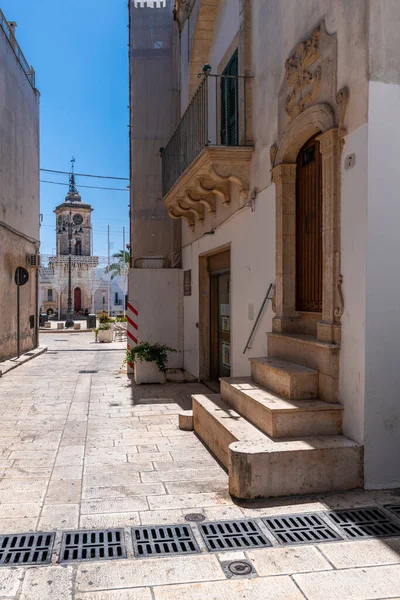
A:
[116,315,128,322]
[104,250,130,280]
[98,313,110,324]
[125,341,176,373]
[94,328,99,341]
[99,323,111,330]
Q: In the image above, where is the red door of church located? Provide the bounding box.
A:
[74,287,82,313]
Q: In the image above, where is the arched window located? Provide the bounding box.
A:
[75,239,82,256]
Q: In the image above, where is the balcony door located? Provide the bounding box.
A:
[221,50,238,145]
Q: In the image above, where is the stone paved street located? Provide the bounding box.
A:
[0,333,399,598]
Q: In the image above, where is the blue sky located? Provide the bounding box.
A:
[2,0,129,258]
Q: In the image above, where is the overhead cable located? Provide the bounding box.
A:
[40,180,129,192]
[40,168,129,181]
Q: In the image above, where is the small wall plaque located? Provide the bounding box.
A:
[184,270,192,296]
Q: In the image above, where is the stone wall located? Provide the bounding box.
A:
[0,21,40,361]
[0,225,38,360]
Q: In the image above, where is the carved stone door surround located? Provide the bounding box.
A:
[271,22,348,345]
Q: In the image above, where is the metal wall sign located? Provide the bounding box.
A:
[14,267,29,359]
[15,267,29,286]
[184,269,192,296]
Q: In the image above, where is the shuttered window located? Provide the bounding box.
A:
[220,50,238,145]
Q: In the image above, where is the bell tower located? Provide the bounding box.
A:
[54,158,93,256]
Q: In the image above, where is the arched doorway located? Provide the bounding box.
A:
[296,134,322,312]
[74,287,82,313]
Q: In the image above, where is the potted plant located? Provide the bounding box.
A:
[98,313,110,324]
[125,341,176,384]
[97,323,113,343]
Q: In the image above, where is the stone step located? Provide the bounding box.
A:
[220,377,343,437]
[192,393,265,467]
[267,333,340,403]
[249,357,318,399]
[192,393,363,500]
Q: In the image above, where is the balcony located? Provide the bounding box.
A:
[161,71,253,231]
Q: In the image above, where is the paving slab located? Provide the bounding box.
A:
[317,537,400,569]
[293,564,400,600]
[38,504,80,530]
[20,565,74,600]
[80,511,140,529]
[75,591,152,600]
[0,568,24,596]
[75,555,226,591]
[153,577,304,599]
[247,545,332,576]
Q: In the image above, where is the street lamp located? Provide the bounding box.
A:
[57,210,83,328]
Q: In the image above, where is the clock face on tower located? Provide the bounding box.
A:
[73,214,83,225]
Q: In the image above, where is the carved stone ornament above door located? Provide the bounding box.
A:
[173,0,197,28]
[278,21,338,139]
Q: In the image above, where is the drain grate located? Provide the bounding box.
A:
[263,513,342,545]
[199,520,270,552]
[0,532,54,566]
[326,507,400,539]
[385,504,400,519]
[132,525,200,557]
[60,529,126,562]
[79,370,98,374]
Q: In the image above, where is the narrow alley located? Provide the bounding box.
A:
[0,335,400,599]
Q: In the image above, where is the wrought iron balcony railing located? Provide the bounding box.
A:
[0,10,36,89]
[161,72,251,196]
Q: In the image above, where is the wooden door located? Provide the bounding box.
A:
[296,135,322,312]
[208,250,230,380]
[74,287,82,313]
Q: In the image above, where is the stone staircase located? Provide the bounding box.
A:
[186,332,363,500]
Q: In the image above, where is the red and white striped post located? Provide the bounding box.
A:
[126,301,138,373]
[127,301,138,348]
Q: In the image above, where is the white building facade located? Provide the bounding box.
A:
[130,0,400,494]
[0,14,40,361]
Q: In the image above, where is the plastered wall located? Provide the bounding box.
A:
[0,27,39,361]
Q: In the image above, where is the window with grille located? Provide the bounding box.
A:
[47,289,53,302]
[75,239,82,256]
[221,50,238,146]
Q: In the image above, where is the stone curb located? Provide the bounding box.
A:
[0,345,48,377]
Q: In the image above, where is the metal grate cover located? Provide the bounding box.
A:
[385,504,400,519]
[60,529,126,562]
[79,370,98,374]
[263,513,342,545]
[199,520,270,552]
[132,525,200,557]
[184,513,205,523]
[326,507,400,539]
[0,532,54,566]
